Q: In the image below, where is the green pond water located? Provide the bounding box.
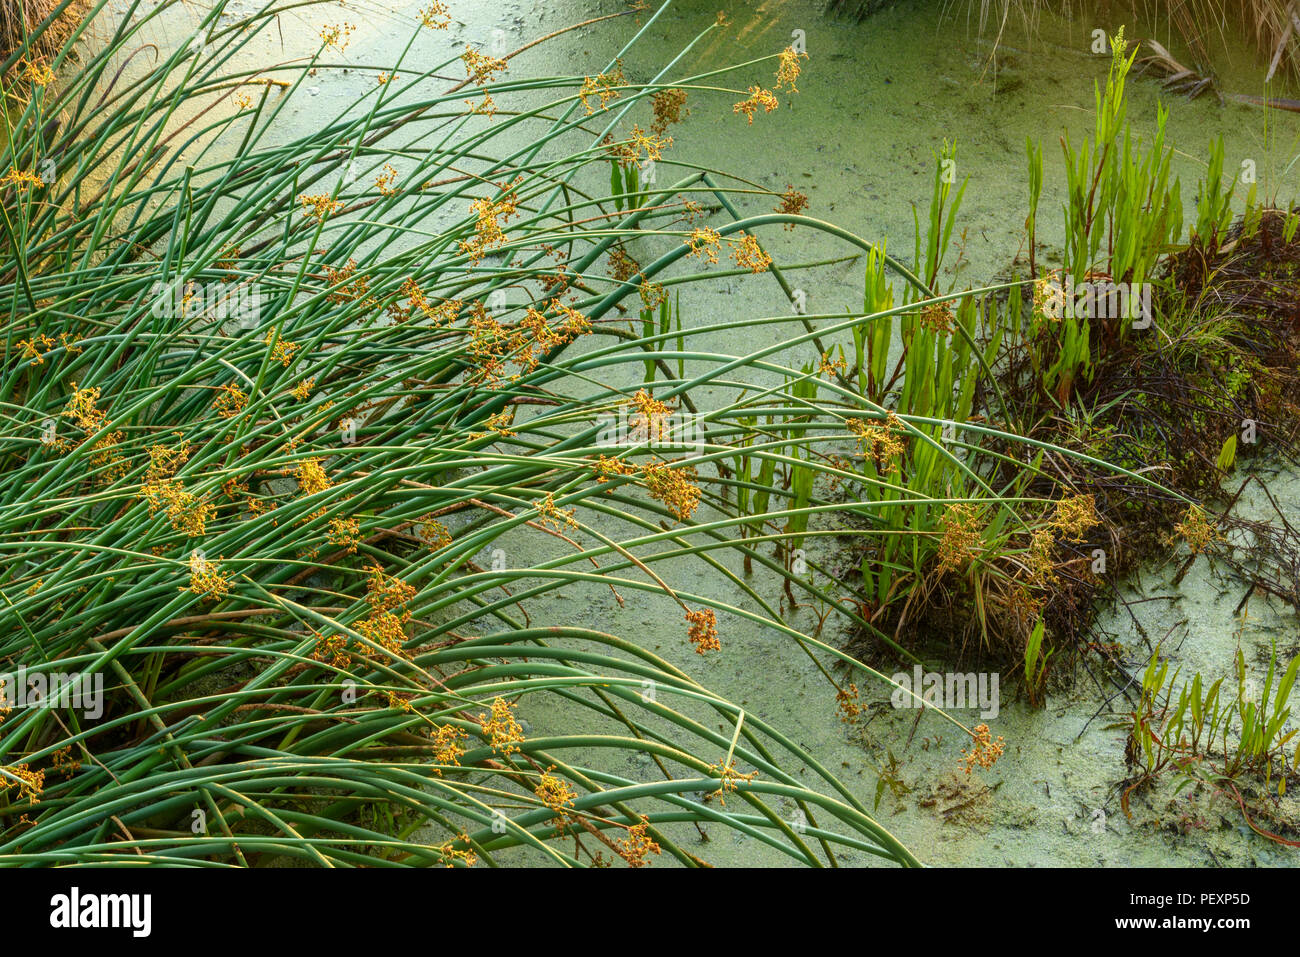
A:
[90,0,1300,864]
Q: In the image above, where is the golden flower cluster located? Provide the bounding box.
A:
[365,562,416,612]
[463,45,507,84]
[437,834,478,868]
[216,244,241,273]
[706,757,758,806]
[464,297,592,386]
[685,607,720,654]
[819,351,847,378]
[294,457,331,496]
[465,306,514,385]
[1,763,44,803]
[639,281,668,311]
[222,475,247,503]
[89,431,130,483]
[459,187,519,263]
[918,302,955,334]
[615,816,661,867]
[398,279,460,326]
[628,125,671,164]
[18,332,80,365]
[264,330,298,367]
[684,226,722,263]
[630,388,672,424]
[479,695,525,755]
[601,133,636,167]
[731,232,771,273]
[299,193,344,221]
[463,46,507,88]
[651,87,689,135]
[144,441,189,481]
[539,268,571,297]
[20,58,54,85]
[959,723,1006,774]
[733,86,778,124]
[62,382,107,432]
[144,478,215,537]
[327,516,362,554]
[397,276,430,317]
[187,553,231,602]
[211,383,248,418]
[324,259,373,304]
[607,125,671,168]
[608,246,641,284]
[835,683,863,724]
[417,517,453,549]
[51,746,80,779]
[355,563,415,657]
[311,630,353,670]
[17,333,55,365]
[1050,493,1100,543]
[418,2,450,29]
[55,383,115,464]
[521,300,592,353]
[774,185,809,225]
[0,168,44,191]
[375,164,400,197]
[579,64,626,114]
[936,503,984,575]
[847,412,905,470]
[430,297,463,328]
[535,491,577,531]
[469,408,516,440]
[642,461,701,522]
[1024,527,1057,589]
[1167,504,1222,556]
[775,45,808,92]
[430,724,468,771]
[465,92,497,117]
[594,454,637,483]
[534,767,578,812]
[1031,275,1061,322]
[384,690,414,712]
[318,22,354,51]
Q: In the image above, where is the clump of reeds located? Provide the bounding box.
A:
[812,32,1300,716]
[2,0,980,868]
[1123,637,1300,842]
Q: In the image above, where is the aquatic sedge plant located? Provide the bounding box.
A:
[1028,28,1182,403]
[2,0,1257,870]
[1123,638,1300,839]
[0,0,978,868]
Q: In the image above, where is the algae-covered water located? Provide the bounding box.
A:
[90,0,1300,865]
[477,0,1300,867]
